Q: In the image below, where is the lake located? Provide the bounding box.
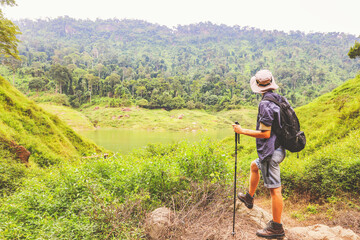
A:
[80,128,233,153]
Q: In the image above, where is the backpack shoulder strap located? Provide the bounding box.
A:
[262,96,281,107]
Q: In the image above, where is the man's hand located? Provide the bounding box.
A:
[232,124,243,134]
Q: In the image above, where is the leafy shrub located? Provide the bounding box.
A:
[109,98,121,107]
[0,140,231,239]
[186,100,195,109]
[137,98,149,107]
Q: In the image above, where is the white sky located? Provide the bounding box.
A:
[3,0,360,36]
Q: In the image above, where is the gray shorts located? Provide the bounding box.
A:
[255,147,286,189]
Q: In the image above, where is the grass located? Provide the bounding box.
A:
[277,76,360,198]
[38,103,95,131]
[81,106,257,132]
[0,75,102,170]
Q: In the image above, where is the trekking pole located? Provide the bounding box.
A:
[232,121,240,236]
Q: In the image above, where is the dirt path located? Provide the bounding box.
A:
[149,193,360,240]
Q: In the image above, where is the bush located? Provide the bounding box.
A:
[0,140,231,239]
[109,98,121,107]
[299,156,360,199]
[195,102,205,109]
[186,100,195,109]
[137,98,149,108]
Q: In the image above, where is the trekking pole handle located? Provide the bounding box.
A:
[234,122,240,143]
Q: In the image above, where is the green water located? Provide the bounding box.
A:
[80,128,232,153]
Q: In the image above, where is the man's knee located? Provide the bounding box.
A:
[250,161,259,172]
[270,187,282,196]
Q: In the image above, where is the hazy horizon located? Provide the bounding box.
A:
[3,0,360,36]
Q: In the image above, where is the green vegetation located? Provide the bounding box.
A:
[0,0,20,59]
[280,75,360,199]
[1,17,358,112]
[348,41,360,59]
[38,103,95,131]
[1,74,360,238]
[32,96,257,132]
[230,75,360,200]
[0,14,359,238]
[0,140,231,239]
[81,105,257,131]
[0,75,102,195]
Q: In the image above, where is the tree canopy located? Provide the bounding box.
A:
[0,0,20,59]
[2,17,360,110]
[348,41,360,59]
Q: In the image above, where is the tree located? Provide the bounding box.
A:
[348,41,360,59]
[50,64,72,94]
[0,0,21,59]
[28,77,45,92]
[104,72,121,96]
[85,73,99,102]
[2,56,21,85]
[136,85,146,98]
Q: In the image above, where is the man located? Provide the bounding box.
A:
[232,69,286,239]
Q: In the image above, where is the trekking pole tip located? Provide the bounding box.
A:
[231,231,236,236]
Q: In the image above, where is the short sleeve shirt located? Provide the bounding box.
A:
[256,91,282,162]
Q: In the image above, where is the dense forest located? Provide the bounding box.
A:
[1,17,359,110]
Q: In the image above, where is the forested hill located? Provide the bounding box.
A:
[7,17,360,109]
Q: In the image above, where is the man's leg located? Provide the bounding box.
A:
[256,186,285,238]
[249,160,260,197]
[270,187,283,223]
[238,160,259,209]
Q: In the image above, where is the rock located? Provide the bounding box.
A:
[178,114,184,119]
[111,116,116,120]
[9,141,30,166]
[237,201,272,229]
[15,145,30,165]
[237,201,360,240]
[117,115,123,119]
[122,107,132,112]
[287,224,360,240]
[124,114,130,117]
[94,106,99,110]
[145,207,174,240]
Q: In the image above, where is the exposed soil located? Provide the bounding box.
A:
[149,187,360,240]
[256,195,360,235]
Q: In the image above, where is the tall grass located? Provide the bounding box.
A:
[0,140,232,239]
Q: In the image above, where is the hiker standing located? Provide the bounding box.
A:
[232,69,286,239]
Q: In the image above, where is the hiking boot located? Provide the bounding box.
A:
[256,220,285,239]
[237,191,254,209]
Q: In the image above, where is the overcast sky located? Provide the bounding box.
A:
[3,0,360,36]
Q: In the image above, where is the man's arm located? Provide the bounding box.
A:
[232,123,271,139]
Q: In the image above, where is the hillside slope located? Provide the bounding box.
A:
[0,76,102,167]
[281,75,360,198]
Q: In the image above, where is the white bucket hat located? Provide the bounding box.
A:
[250,70,279,93]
